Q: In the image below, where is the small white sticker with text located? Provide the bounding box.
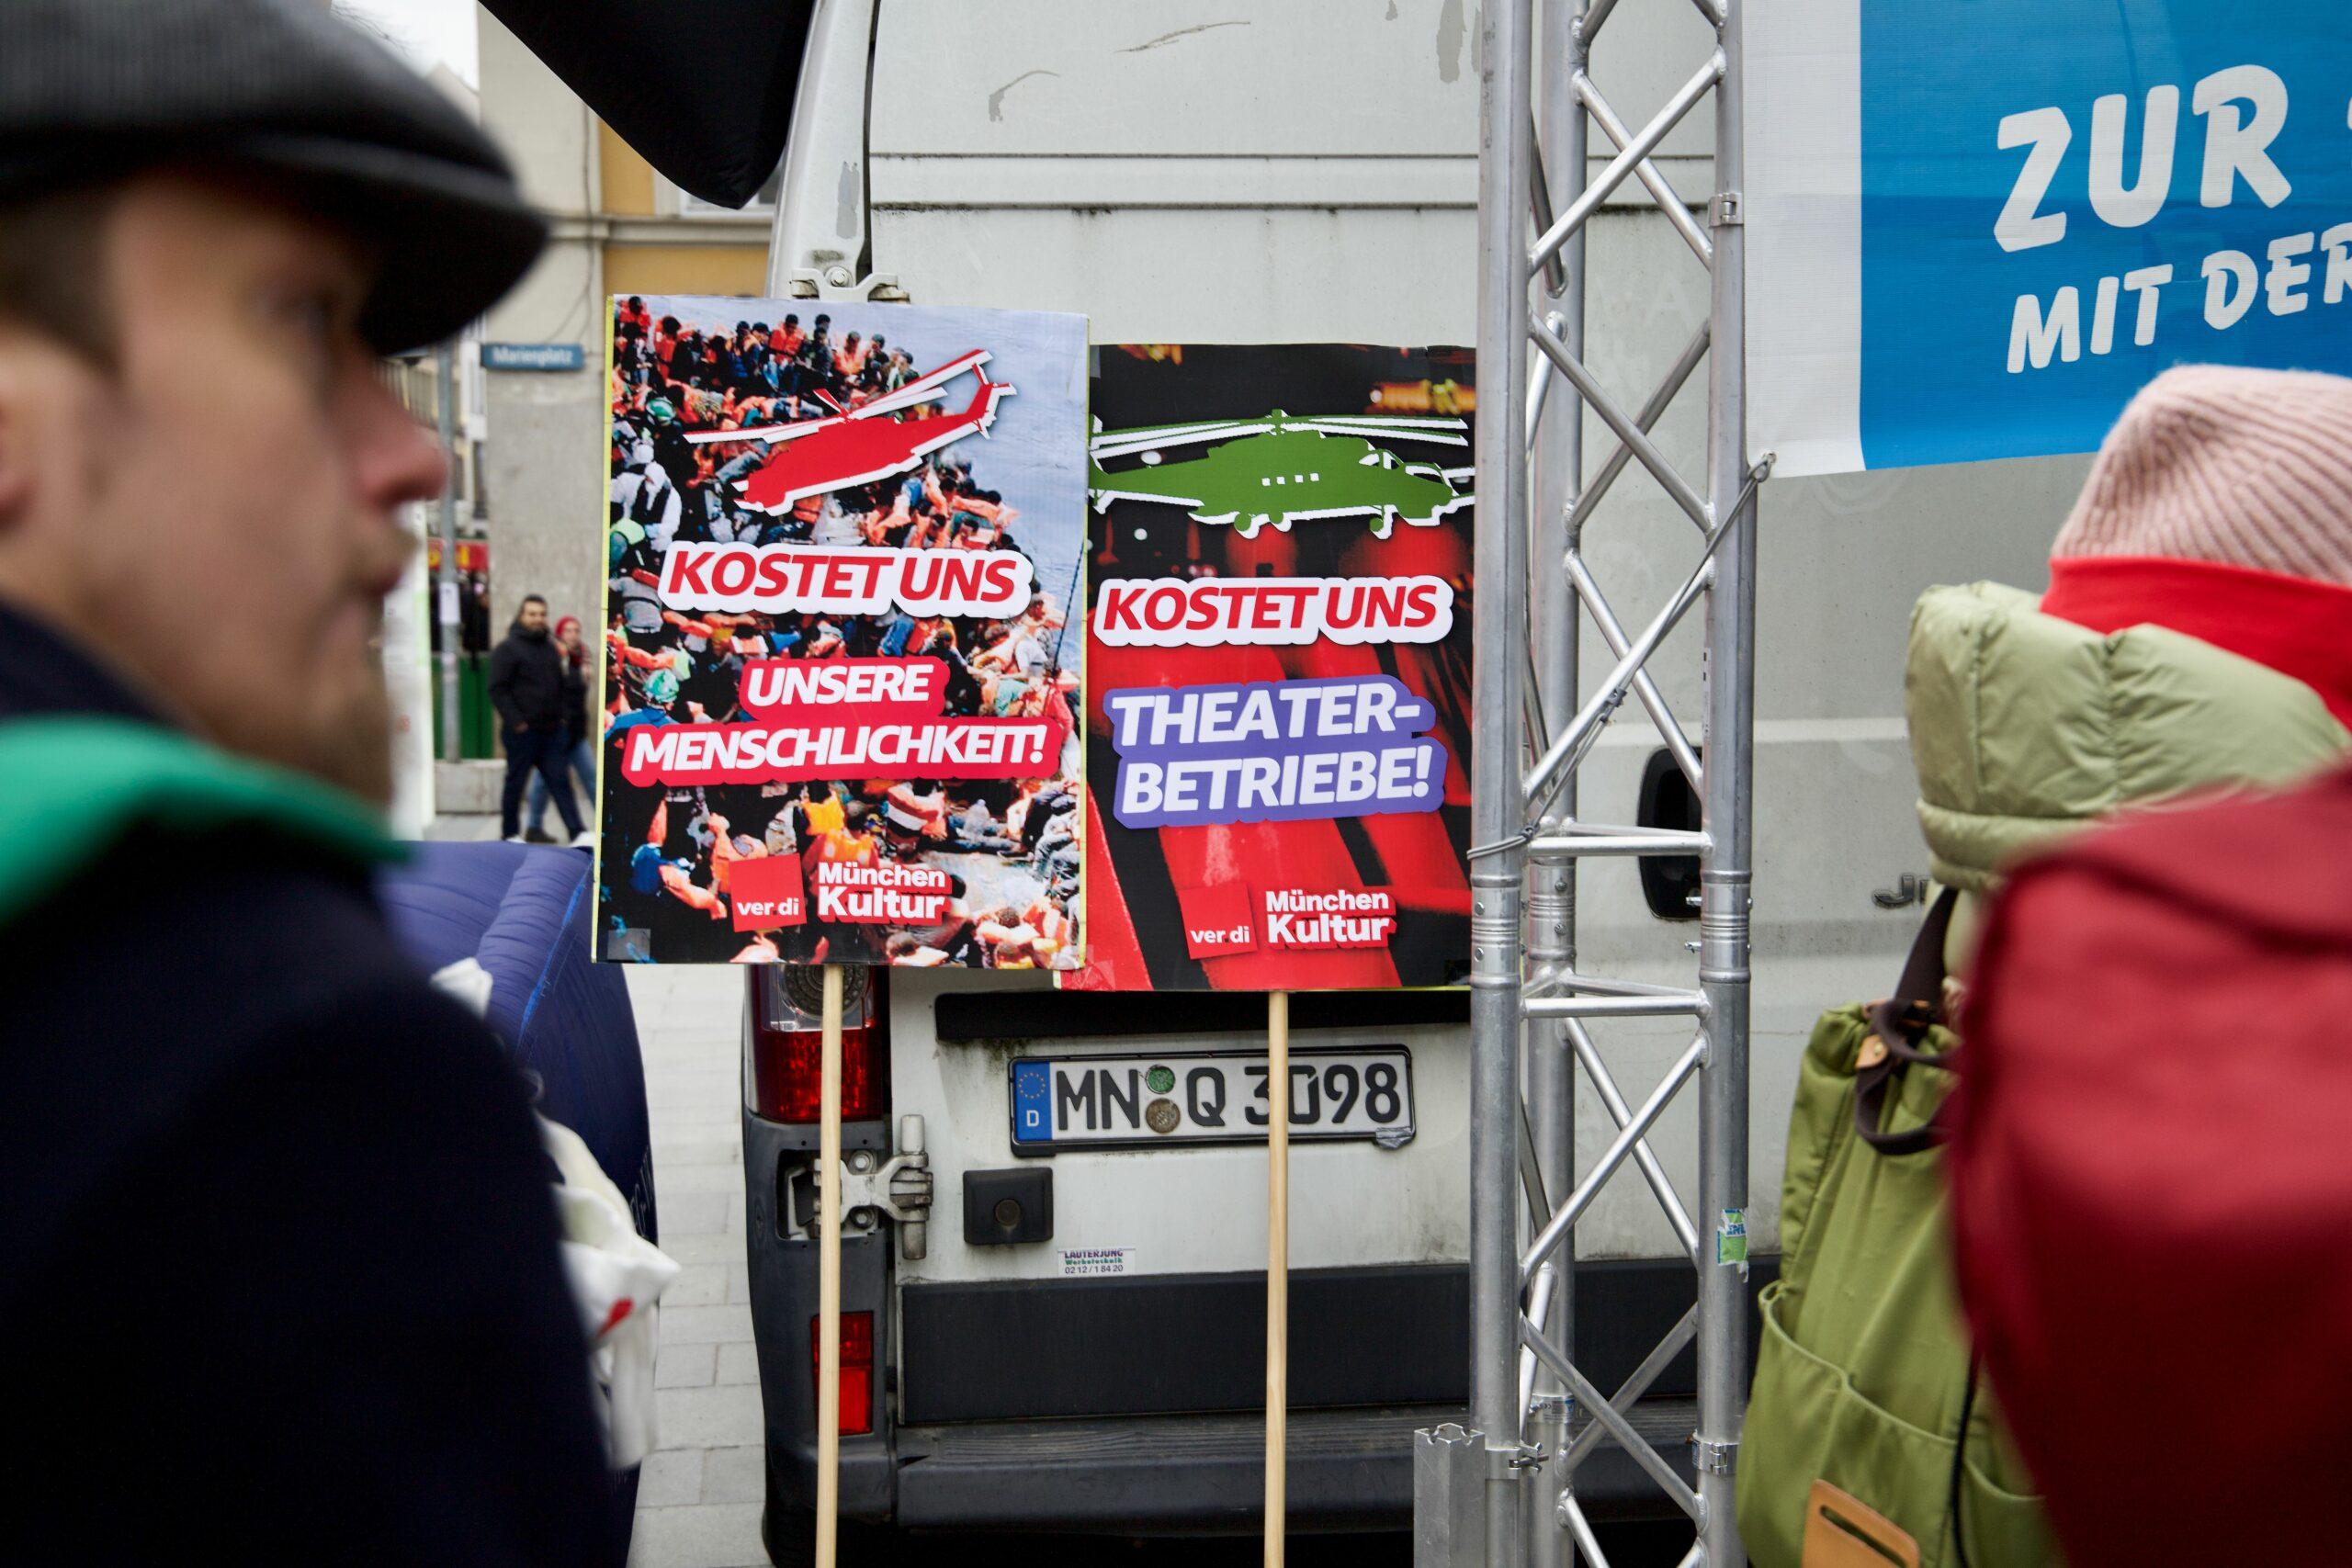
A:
[1058,1247,1135,1278]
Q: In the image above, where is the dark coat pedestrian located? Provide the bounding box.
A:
[489,611,570,733]
[489,601,587,840]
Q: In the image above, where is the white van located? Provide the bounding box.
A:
[739,3,2084,1559]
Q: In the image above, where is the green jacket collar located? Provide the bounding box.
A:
[1906,581,2348,891]
[0,716,401,931]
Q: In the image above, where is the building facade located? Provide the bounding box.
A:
[473,5,776,641]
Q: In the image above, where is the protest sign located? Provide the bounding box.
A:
[597,296,1087,968]
[1747,0,2352,475]
[1069,344,1475,992]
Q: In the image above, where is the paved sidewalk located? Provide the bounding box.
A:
[627,963,771,1568]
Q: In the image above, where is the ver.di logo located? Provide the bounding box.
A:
[1088,411,1474,540]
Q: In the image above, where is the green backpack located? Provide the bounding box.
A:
[1737,892,2058,1568]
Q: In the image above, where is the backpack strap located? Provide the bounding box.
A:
[1947,1346,1984,1568]
[1854,886,1959,1156]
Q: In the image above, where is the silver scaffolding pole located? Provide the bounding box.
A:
[1691,0,1755,1551]
[1440,0,1762,1555]
[1466,3,1535,1568]
[1521,1,1586,1564]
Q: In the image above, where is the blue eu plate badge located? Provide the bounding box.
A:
[1012,1061,1053,1145]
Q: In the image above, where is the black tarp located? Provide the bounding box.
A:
[481,0,812,209]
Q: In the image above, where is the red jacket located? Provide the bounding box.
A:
[1951,759,2352,1566]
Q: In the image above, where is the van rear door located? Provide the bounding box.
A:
[864,0,2084,1415]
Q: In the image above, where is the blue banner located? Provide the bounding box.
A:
[1748,0,2352,474]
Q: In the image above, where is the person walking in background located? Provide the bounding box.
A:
[489,593,591,847]
[0,0,620,1561]
[525,613,597,842]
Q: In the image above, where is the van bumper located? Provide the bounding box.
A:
[891,1400,1703,1532]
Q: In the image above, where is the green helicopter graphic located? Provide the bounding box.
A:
[1088,411,1474,539]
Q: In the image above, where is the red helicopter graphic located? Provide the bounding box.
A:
[683,348,1014,514]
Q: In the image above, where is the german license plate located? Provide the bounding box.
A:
[1009,1049,1414,1152]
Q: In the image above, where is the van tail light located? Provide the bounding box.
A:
[747,966,888,1123]
[811,1311,876,1437]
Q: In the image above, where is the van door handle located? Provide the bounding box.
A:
[1872,874,1929,910]
[838,1114,932,1260]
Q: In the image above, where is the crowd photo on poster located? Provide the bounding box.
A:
[598,294,1090,967]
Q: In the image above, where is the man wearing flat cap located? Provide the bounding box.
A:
[0,1,621,1561]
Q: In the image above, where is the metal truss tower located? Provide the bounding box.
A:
[1438,0,1762,1561]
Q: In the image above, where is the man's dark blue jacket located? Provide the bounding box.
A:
[0,603,623,1563]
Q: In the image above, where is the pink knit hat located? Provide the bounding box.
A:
[2052,365,2352,587]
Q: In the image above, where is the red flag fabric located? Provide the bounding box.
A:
[482,0,810,209]
[1952,761,2352,1567]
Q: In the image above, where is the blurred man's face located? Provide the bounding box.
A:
[0,173,443,803]
[517,600,548,634]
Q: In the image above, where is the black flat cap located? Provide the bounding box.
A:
[0,0,548,354]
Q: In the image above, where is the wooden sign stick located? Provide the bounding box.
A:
[1265,989,1291,1567]
[815,964,844,1568]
